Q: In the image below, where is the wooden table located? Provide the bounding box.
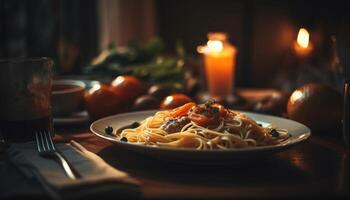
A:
[54,123,350,200]
[1,89,349,199]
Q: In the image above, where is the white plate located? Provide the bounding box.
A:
[90,110,311,164]
[54,111,89,125]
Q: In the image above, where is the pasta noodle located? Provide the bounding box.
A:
[119,102,289,150]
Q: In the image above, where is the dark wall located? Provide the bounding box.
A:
[1,0,349,88]
[0,0,98,74]
[157,0,249,86]
[156,0,350,88]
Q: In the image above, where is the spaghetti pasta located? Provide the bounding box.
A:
[119,102,289,150]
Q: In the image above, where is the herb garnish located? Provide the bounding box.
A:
[270,129,279,137]
[120,137,128,142]
[105,126,114,135]
[212,107,220,114]
[131,122,141,128]
[204,100,216,107]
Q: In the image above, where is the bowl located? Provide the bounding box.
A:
[52,80,86,117]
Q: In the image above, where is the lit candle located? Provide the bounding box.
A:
[197,33,237,98]
[293,28,313,58]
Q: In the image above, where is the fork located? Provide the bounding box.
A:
[35,130,78,179]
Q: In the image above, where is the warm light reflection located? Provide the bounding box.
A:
[111,76,125,87]
[289,150,310,173]
[89,83,101,94]
[163,96,174,105]
[297,28,309,49]
[290,90,303,104]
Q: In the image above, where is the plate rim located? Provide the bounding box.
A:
[90,110,311,153]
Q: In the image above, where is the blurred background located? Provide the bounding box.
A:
[1,0,349,91]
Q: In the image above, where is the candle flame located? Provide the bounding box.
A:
[207,40,223,53]
[297,28,309,48]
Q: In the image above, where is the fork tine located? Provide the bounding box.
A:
[45,130,56,151]
[35,131,42,152]
[42,130,49,151]
[36,130,78,179]
[39,131,47,151]
[42,130,52,151]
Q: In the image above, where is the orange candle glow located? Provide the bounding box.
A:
[197,33,237,98]
[293,28,313,58]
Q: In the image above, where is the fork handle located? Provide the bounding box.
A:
[54,152,77,179]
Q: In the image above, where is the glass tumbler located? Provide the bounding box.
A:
[0,57,54,142]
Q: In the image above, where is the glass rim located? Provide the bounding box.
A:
[0,57,53,64]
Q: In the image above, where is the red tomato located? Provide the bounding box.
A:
[133,95,160,111]
[169,102,196,118]
[187,103,226,127]
[84,84,122,119]
[212,103,227,118]
[110,75,146,104]
[188,109,220,127]
[160,94,193,110]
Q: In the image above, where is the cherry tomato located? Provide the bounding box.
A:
[187,103,226,127]
[169,102,196,118]
[212,103,227,118]
[160,94,192,110]
[148,84,170,100]
[84,84,122,119]
[133,95,160,111]
[188,110,220,127]
[110,75,146,104]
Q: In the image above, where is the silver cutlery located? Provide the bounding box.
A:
[35,130,78,179]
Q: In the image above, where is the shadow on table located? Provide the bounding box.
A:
[97,144,310,187]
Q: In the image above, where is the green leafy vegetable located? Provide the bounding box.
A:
[84,37,186,92]
[204,100,216,107]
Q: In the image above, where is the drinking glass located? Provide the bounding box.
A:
[0,57,54,142]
